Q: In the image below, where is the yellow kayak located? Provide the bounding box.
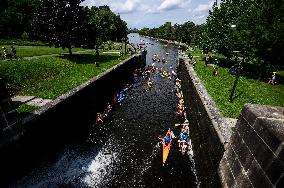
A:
[162,128,172,166]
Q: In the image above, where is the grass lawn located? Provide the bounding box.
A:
[16,104,39,114]
[188,49,284,118]
[0,46,93,57]
[0,52,129,100]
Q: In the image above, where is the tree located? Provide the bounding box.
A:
[202,0,283,78]
[0,0,40,38]
[83,6,127,56]
[33,0,84,54]
[139,21,201,46]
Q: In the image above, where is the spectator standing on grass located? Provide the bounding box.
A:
[11,46,16,59]
[2,47,9,60]
[212,64,218,76]
[205,56,209,66]
[192,60,197,67]
[268,72,277,85]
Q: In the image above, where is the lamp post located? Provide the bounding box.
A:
[227,23,243,102]
[229,51,243,102]
[121,37,128,56]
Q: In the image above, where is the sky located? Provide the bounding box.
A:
[81,0,216,29]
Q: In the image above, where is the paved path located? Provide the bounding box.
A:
[0,49,96,62]
[11,95,52,107]
[0,49,124,62]
[22,49,96,60]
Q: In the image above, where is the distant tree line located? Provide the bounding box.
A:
[139,21,202,46]
[128,28,139,33]
[0,0,128,54]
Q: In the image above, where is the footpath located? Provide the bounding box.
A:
[0,49,96,62]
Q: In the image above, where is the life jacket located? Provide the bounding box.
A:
[165,135,170,145]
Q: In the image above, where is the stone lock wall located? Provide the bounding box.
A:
[179,59,284,188]
[178,60,226,187]
[0,52,146,186]
[219,104,284,187]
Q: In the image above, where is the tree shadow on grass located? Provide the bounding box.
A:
[217,57,284,85]
[59,54,119,65]
[230,91,244,102]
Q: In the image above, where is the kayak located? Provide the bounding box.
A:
[163,128,172,166]
[118,91,125,103]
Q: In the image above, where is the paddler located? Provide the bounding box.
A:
[176,91,183,99]
[96,113,104,125]
[168,72,172,80]
[178,103,184,111]
[177,108,183,117]
[147,78,153,88]
[164,130,171,145]
[163,71,168,77]
[176,79,182,89]
[179,129,189,151]
[179,98,184,105]
[106,103,112,113]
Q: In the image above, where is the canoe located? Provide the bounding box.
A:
[163,128,172,166]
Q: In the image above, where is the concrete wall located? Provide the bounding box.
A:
[0,51,146,186]
[219,104,284,187]
[178,60,227,187]
[179,59,284,188]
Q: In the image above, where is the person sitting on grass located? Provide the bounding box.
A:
[229,65,237,74]
[268,72,277,85]
[212,65,218,76]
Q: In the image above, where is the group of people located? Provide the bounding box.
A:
[175,78,193,155]
[152,53,168,63]
[133,52,177,89]
[95,103,113,125]
[178,121,193,155]
[158,54,193,160]
[95,84,129,126]
[1,46,17,60]
[175,78,184,119]
[161,77,193,158]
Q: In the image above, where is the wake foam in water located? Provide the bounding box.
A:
[130,142,160,186]
[83,136,121,187]
[11,135,122,188]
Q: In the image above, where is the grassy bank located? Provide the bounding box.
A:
[0,52,129,99]
[188,49,284,118]
[0,41,128,58]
